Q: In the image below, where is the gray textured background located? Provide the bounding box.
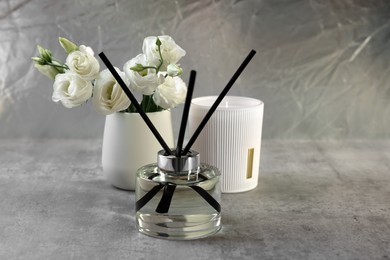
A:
[1,0,389,139]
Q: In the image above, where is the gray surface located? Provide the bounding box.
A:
[1,140,389,259]
[1,0,390,139]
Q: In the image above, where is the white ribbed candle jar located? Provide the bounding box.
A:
[188,96,264,193]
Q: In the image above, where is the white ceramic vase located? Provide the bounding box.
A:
[102,110,174,190]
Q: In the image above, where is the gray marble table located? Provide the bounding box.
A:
[1,140,389,259]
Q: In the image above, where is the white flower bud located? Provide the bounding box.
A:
[59,37,78,54]
[34,64,61,80]
[37,45,52,62]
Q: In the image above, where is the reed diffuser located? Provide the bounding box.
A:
[99,50,256,240]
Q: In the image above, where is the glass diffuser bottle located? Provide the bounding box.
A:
[135,149,221,240]
[99,50,256,240]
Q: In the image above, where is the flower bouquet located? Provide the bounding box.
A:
[32,35,187,114]
[32,36,187,190]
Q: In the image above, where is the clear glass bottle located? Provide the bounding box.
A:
[135,149,221,240]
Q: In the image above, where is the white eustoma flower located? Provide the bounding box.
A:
[123,54,164,95]
[142,35,186,71]
[153,76,187,109]
[52,71,93,108]
[92,68,131,115]
[66,45,100,80]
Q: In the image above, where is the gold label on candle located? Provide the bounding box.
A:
[246,148,254,179]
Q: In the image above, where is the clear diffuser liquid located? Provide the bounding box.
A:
[136,163,221,240]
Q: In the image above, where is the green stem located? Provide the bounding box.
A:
[142,66,158,70]
[129,102,137,112]
[121,102,137,113]
[156,44,164,72]
[145,95,152,112]
[140,94,164,113]
[52,58,65,64]
[146,98,149,112]
[46,62,68,70]
[140,95,148,111]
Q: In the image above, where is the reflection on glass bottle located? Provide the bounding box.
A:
[135,150,221,240]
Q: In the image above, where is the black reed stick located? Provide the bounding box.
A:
[99,52,173,155]
[182,50,256,155]
[155,184,176,213]
[154,71,196,214]
[176,70,196,157]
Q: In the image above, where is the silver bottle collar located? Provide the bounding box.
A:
[157,149,200,174]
